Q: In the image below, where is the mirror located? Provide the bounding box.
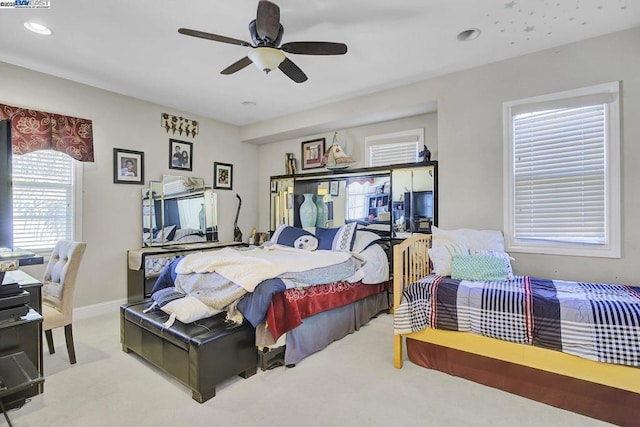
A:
[142,175,218,247]
[290,171,391,235]
[270,177,295,231]
[269,163,437,239]
[391,165,436,234]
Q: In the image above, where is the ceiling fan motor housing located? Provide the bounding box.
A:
[249,19,284,47]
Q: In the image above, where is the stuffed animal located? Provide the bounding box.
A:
[293,235,318,251]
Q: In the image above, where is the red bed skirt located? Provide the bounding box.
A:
[406,338,640,427]
[266,280,389,340]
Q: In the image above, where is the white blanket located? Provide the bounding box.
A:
[175,245,352,292]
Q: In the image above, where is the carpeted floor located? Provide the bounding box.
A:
[7,311,611,427]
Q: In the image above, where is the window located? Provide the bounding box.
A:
[365,128,423,167]
[12,150,83,253]
[503,82,620,258]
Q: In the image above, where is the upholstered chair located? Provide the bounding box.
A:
[41,240,87,364]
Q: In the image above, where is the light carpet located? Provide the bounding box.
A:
[8,311,611,427]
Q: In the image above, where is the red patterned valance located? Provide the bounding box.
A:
[0,103,94,162]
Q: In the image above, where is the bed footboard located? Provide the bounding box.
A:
[393,234,432,369]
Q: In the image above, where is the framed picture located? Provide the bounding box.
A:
[169,139,193,171]
[214,162,233,190]
[330,181,339,196]
[301,138,325,170]
[113,148,144,185]
[270,180,278,193]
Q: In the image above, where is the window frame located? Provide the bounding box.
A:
[365,128,423,167]
[12,150,83,256]
[502,81,621,258]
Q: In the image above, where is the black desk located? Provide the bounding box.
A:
[0,351,44,425]
[0,270,44,411]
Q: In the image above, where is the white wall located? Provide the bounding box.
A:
[0,62,259,307]
[255,27,640,285]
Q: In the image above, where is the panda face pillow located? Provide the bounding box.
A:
[270,225,318,251]
[294,234,319,251]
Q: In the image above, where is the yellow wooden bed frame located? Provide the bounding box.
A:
[392,234,640,425]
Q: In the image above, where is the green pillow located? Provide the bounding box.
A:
[451,254,508,281]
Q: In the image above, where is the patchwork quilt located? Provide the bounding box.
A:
[394,274,640,367]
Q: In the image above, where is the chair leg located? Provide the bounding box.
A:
[64,324,77,364]
[45,329,55,355]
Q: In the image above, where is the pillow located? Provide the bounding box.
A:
[432,226,505,252]
[451,254,508,281]
[351,230,381,253]
[315,222,357,252]
[151,286,185,308]
[153,225,177,243]
[270,225,318,250]
[472,250,514,280]
[429,239,469,276]
[160,295,221,327]
[173,227,204,241]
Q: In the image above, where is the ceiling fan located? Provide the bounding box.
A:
[178,0,348,83]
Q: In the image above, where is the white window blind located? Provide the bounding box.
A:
[12,150,75,252]
[365,128,423,167]
[503,81,620,258]
[369,141,418,167]
[513,104,606,244]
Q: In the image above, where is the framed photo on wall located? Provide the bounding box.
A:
[301,138,325,170]
[169,139,193,171]
[113,148,144,185]
[214,162,233,190]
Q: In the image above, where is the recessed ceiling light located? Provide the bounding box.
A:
[24,21,53,36]
[457,28,481,42]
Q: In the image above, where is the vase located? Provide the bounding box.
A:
[315,195,328,228]
[299,193,317,228]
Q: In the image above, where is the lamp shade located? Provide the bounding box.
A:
[248,47,286,74]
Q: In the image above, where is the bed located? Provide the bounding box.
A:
[393,233,640,427]
[151,223,390,368]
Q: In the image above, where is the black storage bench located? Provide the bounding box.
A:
[120,300,257,403]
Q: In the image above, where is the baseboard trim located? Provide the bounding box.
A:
[74,298,127,321]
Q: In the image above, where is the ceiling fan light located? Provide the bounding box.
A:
[248,47,285,74]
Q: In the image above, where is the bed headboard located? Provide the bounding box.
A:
[393,234,432,311]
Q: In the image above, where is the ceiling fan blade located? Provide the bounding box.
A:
[278,57,308,83]
[178,28,252,47]
[221,57,253,75]
[256,0,281,42]
[280,42,348,55]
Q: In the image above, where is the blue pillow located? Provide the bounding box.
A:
[270,225,318,250]
[315,223,357,252]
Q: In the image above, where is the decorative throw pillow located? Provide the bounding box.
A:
[429,238,469,276]
[270,224,318,250]
[351,230,381,253]
[315,222,357,252]
[472,250,515,280]
[451,254,508,281]
[432,226,505,252]
[160,295,221,327]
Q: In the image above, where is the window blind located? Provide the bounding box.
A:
[369,141,418,167]
[12,150,74,251]
[513,104,606,245]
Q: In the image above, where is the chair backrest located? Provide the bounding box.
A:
[42,240,87,318]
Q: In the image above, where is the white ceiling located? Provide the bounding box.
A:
[0,0,638,129]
